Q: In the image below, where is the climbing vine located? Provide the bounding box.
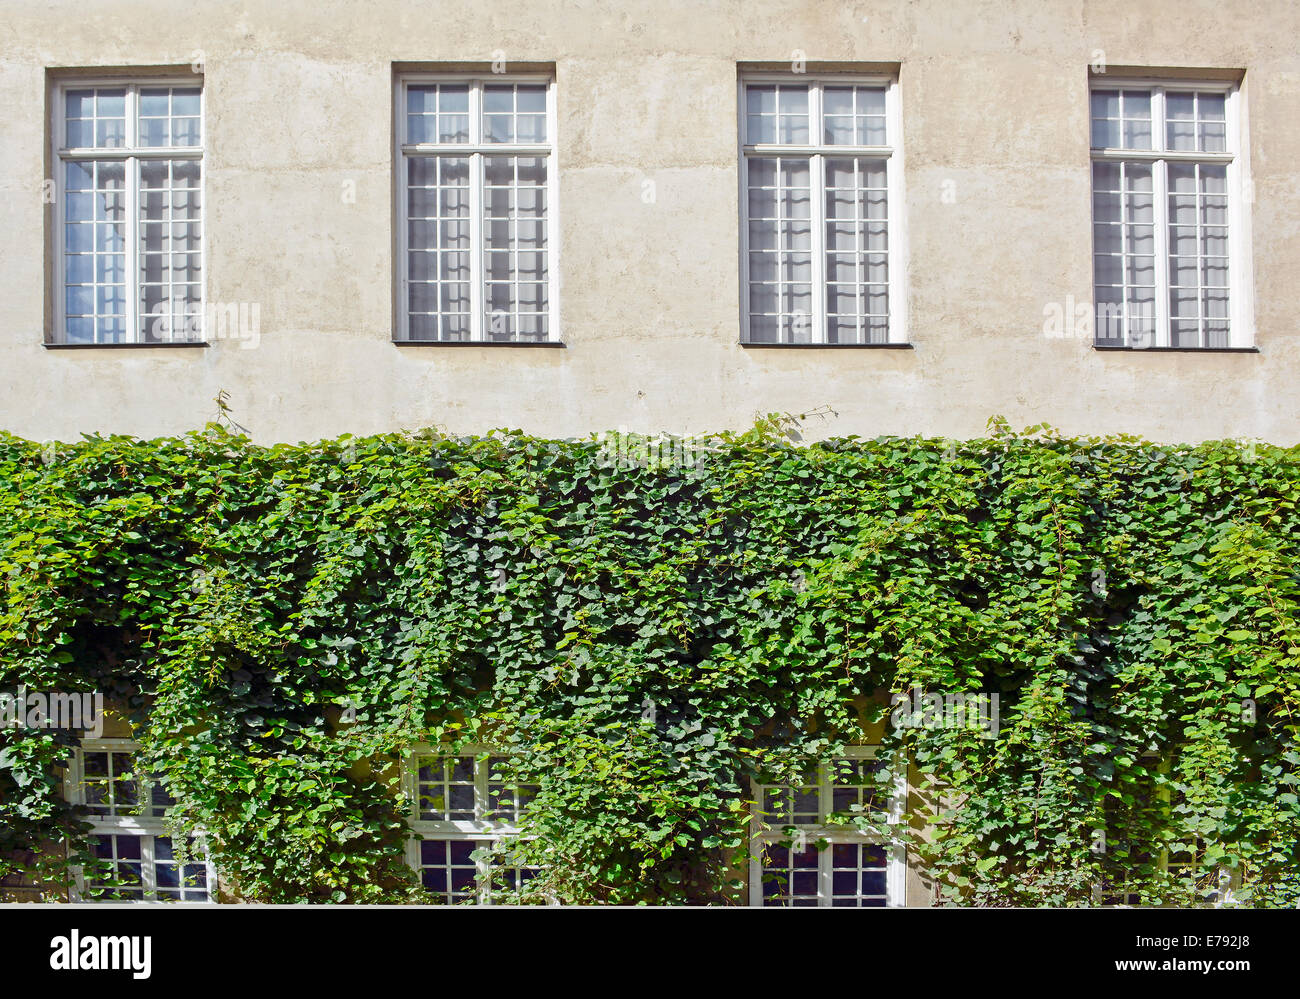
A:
[1,415,1297,905]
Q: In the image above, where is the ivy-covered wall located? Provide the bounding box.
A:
[1,415,1297,905]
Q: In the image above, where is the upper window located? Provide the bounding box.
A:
[1089,80,1246,348]
[53,79,204,345]
[739,75,902,345]
[395,76,556,343]
[403,748,541,904]
[63,740,214,902]
[749,747,906,907]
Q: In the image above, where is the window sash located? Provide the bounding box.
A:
[53,79,205,345]
[1088,80,1244,348]
[739,76,902,345]
[395,76,557,343]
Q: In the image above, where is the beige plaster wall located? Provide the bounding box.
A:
[1,1,1297,445]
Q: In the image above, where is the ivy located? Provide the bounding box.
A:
[0,416,1297,905]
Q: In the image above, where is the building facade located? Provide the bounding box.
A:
[1,1,1297,908]
[1,0,1296,445]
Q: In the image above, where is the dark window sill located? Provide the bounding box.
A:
[44,341,209,350]
[740,341,914,349]
[1093,345,1259,354]
[394,339,565,348]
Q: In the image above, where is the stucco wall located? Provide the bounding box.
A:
[1,0,1297,444]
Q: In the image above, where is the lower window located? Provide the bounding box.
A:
[404,747,542,904]
[65,739,214,903]
[749,747,906,907]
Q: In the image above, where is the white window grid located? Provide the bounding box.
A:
[748,746,907,907]
[395,75,558,343]
[63,739,215,903]
[51,78,205,345]
[1088,78,1252,349]
[738,74,906,345]
[402,746,543,904]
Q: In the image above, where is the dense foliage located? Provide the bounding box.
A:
[1,414,1297,905]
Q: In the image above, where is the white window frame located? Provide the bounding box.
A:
[748,745,907,907]
[737,73,907,345]
[402,744,543,904]
[50,76,206,345]
[393,73,560,343]
[1088,76,1253,349]
[63,738,215,903]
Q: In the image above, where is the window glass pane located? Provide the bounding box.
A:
[137,87,202,148]
[745,156,814,342]
[1120,90,1151,149]
[153,837,211,902]
[408,84,470,144]
[1091,158,1170,347]
[483,84,547,144]
[759,842,820,907]
[67,87,127,149]
[1166,92,1196,151]
[822,85,886,145]
[1160,90,1231,153]
[88,834,146,901]
[1163,162,1231,349]
[829,843,889,907]
[417,838,480,904]
[1094,89,1153,150]
[416,753,477,820]
[747,83,809,144]
[1090,90,1120,148]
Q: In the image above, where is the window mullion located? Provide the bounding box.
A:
[811,152,827,344]
[1149,87,1168,348]
[127,85,139,345]
[1153,158,1171,347]
[1153,87,1166,154]
[809,83,827,345]
[476,755,492,903]
[469,82,484,343]
[470,152,484,342]
[1118,161,1132,347]
[142,832,157,902]
[126,155,139,344]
